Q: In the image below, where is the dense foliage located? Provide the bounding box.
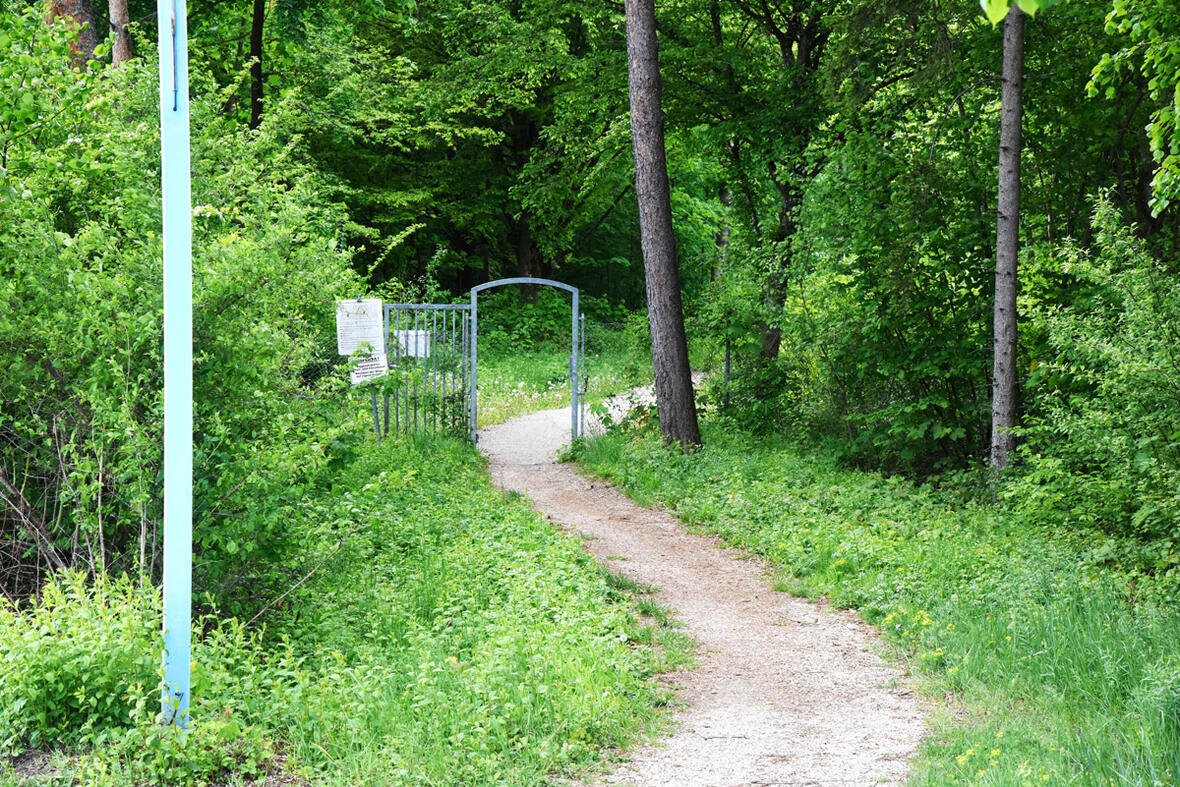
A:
[5,0,1180,781]
[1,435,680,784]
[0,9,363,604]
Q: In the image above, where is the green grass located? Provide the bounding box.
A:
[477,340,651,427]
[573,422,1180,786]
[1,432,686,786]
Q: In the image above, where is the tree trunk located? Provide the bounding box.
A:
[625,0,701,449]
[108,0,131,65]
[45,0,98,63]
[714,185,732,280]
[513,214,539,302]
[990,5,1024,471]
[759,162,799,363]
[249,0,265,129]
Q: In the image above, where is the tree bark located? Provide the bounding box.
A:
[45,0,98,63]
[108,0,132,65]
[990,5,1024,471]
[249,0,265,129]
[625,0,701,449]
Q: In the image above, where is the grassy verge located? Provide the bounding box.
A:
[477,340,651,427]
[573,421,1180,786]
[1,433,684,786]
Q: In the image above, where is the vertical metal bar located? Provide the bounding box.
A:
[448,309,455,429]
[431,309,438,431]
[470,292,478,442]
[570,290,579,441]
[159,0,193,727]
[371,391,381,440]
[395,308,402,432]
[384,305,390,361]
[460,310,468,434]
[449,310,454,429]
[383,305,390,435]
[412,310,418,434]
[578,313,582,436]
[460,311,464,431]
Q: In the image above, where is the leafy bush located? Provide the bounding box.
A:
[0,573,274,785]
[1014,199,1180,546]
[0,431,673,784]
[0,15,362,606]
[0,574,156,752]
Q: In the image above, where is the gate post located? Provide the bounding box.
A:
[469,289,479,443]
[570,289,579,440]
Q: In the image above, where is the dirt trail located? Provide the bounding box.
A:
[480,400,926,787]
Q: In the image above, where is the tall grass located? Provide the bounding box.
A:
[574,423,1180,785]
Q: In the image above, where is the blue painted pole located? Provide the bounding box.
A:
[158,0,193,725]
[469,290,478,443]
[570,290,579,440]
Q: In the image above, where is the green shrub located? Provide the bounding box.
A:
[0,574,156,752]
[0,574,274,786]
[1014,199,1180,546]
[0,15,362,608]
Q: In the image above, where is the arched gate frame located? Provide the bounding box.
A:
[469,278,585,443]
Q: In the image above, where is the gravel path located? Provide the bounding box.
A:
[479,398,926,787]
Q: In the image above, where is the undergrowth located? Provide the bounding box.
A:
[573,421,1180,786]
[0,432,682,786]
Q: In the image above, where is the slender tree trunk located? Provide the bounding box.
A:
[991,5,1024,471]
[108,0,132,65]
[624,0,701,449]
[714,185,732,281]
[759,163,799,363]
[249,0,265,129]
[45,0,98,62]
[513,214,539,302]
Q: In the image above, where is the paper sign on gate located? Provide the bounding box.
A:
[394,329,431,358]
[336,299,386,356]
[348,353,389,385]
[336,299,388,384]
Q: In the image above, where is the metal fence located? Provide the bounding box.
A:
[367,279,587,443]
[377,303,472,438]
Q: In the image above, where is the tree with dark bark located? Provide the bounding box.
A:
[624,0,701,449]
[990,5,1024,471]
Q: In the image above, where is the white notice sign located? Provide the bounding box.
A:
[336,299,386,356]
[349,353,389,385]
[394,329,431,358]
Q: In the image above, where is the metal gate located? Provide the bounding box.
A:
[377,278,585,444]
[378,303,472,437]
[469,278,585,444]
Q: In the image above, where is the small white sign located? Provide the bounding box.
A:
[349,353,389,385]
[336,299,386,357]
[394,329,431,358]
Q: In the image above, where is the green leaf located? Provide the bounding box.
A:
[981,0,1009,25]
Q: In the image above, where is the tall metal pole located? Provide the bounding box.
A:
[469,292,478,443]
[570,291,579,440]
[158,0,193,725]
